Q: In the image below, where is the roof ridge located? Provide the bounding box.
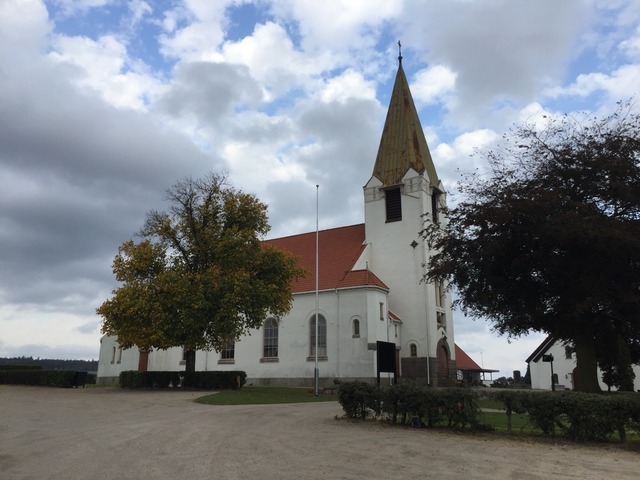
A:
[264,223,364,242]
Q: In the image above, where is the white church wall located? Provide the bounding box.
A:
[529,341,575,390]
[364,171,454,365]
[96,335,139,384]
[332,288,382,380]
[97,286,388,386]
[530,340,640,391]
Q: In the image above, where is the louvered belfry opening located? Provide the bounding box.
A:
[385,187,402,222]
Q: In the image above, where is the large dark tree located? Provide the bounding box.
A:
[424,103,640,392]
[97,173,304,372]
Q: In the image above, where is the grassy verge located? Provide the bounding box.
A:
[196,386,339,405]
[480,411,533,433]
[477,397,506,410]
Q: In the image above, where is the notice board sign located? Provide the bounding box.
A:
[376,340,397,385]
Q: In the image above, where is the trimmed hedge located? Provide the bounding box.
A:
[480,389,640,442]
[337,381,381,419]
[338,382,481,430]
[119,370,247,390]
[337,382,640,443]
[0,364,43,371]
[0,370,87,388]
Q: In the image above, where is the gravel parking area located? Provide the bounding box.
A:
[1,385,638,479]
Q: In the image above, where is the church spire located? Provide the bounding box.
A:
[371,52,439,187]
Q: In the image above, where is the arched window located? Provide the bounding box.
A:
[410,343,417,357]
[111,346,117,364]
[263,318,278,358]
[435,281,444,308]
[310,315,327,357]
[431,189,441,225]
[438,345,450,379]
[352,319,360,337]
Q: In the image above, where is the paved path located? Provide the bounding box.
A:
[1,386,638,479]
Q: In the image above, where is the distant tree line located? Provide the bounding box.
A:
[0,356,98,372]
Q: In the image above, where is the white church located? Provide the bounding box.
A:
[97,58,460,387]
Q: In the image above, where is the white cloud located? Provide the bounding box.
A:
[619,26,640,60]
[320,69,376,103]
[124,0,152,31]
[51,0,111,16]
[434,128,500,194]
[544,64,640,101]
[158,0,232,61]
[0,0,51,65]
[399,0,593,125]
[271,0,402,52]
[0,304,100,358]
[49,34,166,110]
[221,22,333,99]
[411,65,457,105]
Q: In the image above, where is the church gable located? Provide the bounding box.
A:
[264,224,387,293]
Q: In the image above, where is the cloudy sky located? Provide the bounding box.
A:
[1,0,638,378]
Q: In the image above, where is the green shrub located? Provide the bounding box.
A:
[339,382,481,430]
[0,370,76,387]
[0,364,43,371]
[382,383,426,425]
[560,393,618,442]
[339,382,640,442]
[421,388,446,427]
[338,381,381,419]
[440,388,481,429]
[480,389,640,442]
[119,370,246,390]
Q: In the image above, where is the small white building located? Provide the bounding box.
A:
[526,335,640,391]
[97,57,458,387]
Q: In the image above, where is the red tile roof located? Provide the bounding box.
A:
[264,224,388,293]
[454,344,482,371]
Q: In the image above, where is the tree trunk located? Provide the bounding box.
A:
[185,349,196,373]
[615,334,635,392]
[138,350,149,372]
[572,326,601,393]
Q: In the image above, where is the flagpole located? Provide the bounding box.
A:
[314,184,319,396]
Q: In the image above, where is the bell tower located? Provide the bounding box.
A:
[363,52,455,385]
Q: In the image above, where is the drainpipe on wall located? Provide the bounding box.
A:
[335,288,340,379]
[421,184,431,386]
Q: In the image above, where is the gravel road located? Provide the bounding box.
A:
[1,386,638,479]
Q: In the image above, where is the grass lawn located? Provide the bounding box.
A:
[477,397,506,410]
[196,386,339,405]
[480,411,533,433]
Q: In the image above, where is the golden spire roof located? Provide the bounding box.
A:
[372,60,439,187]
